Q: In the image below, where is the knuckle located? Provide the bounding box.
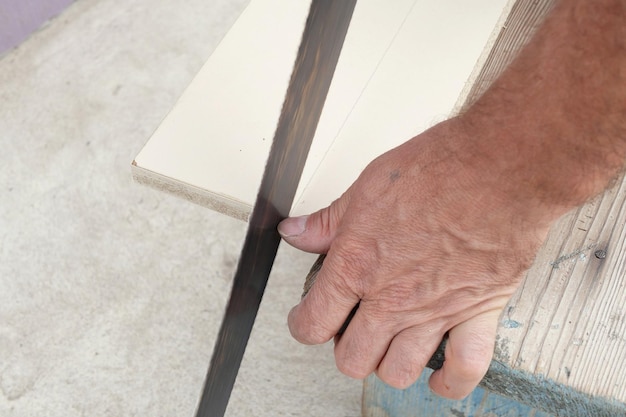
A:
[454,360,486,383]
[303,327,333,345]
[333,333,376,380]
[288,306,333,345]
[365,283,427,328]
[379,362,423,390]
[377,282,417,306]
[312,195,350,239]
[291,322,333,345]
[315,206,336,238]
[449,347,492,381]
[335,356,371,380]
[326,244,370,295]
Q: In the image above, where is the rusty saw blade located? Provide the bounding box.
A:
[194,1,357,416]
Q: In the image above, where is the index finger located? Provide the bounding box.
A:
[288,249,363,344]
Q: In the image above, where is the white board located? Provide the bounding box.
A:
[133,0,512,220]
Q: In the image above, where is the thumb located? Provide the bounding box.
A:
[278,193,350,253]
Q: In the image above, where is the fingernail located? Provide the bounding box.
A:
[278,215,308,238]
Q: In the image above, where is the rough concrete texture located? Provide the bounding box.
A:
[0,0,361,415]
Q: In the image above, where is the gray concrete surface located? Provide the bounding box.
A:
[0,1,361,415]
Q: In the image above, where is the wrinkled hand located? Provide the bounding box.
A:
[278,119,551,399]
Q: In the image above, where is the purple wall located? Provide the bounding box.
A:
[0,0,74,55]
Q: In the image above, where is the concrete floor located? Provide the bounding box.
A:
[0,0,362,415]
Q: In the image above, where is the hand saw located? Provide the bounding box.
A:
[194,2,357,416]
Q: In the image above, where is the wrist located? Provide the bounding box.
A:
[440,116,571,232]
[450,0,626,227]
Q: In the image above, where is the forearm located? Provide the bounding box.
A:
[459,0,626,224]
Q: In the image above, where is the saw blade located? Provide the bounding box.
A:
[194,1,357,416]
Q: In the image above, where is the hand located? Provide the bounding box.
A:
[278,118,551,399]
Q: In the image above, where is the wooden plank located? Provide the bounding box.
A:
[132,0,509,219]
[502,175,626,400]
